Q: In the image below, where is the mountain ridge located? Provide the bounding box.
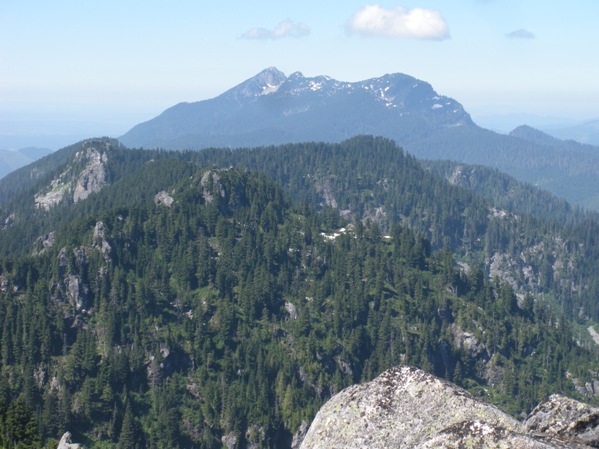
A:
[3,136,599,331]
[120,67,471,150]
[119,67,599,211]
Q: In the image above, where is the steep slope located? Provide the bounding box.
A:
[422,159,586,224]
[0,138,189,256]
[505,126,599,209]
[0,139,112,207]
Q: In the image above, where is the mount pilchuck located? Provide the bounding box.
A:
[120,67,599,211]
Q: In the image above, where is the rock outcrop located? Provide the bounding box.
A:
[33,139,110,210]
[34,182,69,210]
[154,190,174,207]
[525,395,599,447]
[73,147,108,203]
[57,431,82,449]
[300,366,596,449]
[92,220,112,258]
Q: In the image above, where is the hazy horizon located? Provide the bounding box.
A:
[2,0,599,149]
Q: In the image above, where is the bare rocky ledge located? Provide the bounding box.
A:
[300,366,599,449]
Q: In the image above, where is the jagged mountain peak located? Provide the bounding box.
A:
[220,66,287,100]
[119,67,474,150]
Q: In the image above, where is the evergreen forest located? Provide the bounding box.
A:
[0,136,597,448]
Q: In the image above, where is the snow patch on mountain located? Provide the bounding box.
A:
[260,83,282,95]
[120,67,475,149]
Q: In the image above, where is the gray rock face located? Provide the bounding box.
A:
[417,419,560,448]
[33,141,109,210]
[34,182,69,210]
[73,147,108,203]
[200,170,225,204]
[92,220,111,257]
[292,420,309,449]
[154,190,174,207]
[285,301,299,320]
[300,366,594,449]
[525,395,599,447]
[221,431,237,449]
[65,274,90,312]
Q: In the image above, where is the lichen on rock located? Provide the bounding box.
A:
[300,366,596,449]
[525,394,599,447]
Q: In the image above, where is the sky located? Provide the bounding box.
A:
[2,0,599,149]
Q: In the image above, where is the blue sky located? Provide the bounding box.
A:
[2,0,599,148]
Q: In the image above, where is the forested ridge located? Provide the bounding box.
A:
[179,136,599,323]
[0,137,598,448]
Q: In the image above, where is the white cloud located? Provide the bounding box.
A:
[242,19,310,40]
[348,4,449,40]
[505,29,535,39]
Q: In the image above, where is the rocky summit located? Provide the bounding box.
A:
[299,366,599,449]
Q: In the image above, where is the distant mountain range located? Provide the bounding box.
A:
[0,146,52,179]
[544,119,599,146]
[473,113,581,134]
[120,67,599,211]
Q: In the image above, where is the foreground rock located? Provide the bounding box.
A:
[525,394,599,447]
[300,366,596,449]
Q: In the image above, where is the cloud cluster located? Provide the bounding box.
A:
[242,19,310,40]
[505,28,535,39]
[347,5,450,40]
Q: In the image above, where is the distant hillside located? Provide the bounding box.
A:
[422,158,584,223]
[120,68,599,211]
[0,146,52,179]
[4,136,599,328]
[545,119,599,146]
[510,124,599,154]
